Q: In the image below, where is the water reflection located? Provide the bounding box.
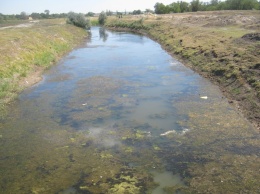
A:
[99,27,108,42]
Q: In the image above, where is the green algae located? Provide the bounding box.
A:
[1,73,259,193]
[153,83,260,193]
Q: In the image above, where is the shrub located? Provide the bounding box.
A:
[98,11,107,25]
[67,12,90,29]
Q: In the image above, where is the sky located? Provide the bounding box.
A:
[0,0,193,15]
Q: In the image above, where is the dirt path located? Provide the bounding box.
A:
[0,20,39,30]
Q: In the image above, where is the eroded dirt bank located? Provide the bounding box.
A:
[106,10,260,130]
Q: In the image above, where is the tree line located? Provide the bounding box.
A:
[0,10,97,21]
[154,0,260,14]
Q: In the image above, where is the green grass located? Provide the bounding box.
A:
[90,17,99,26]
[0,19,88,117]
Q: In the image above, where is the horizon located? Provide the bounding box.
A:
[1,0,195,15]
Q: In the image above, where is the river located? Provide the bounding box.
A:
[0,27,259,193]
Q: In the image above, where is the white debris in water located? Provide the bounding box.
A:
[160,130,176,136]
[181,128,190,135]
[143,131,151,135]
[169,61,181,67]
[82,103,88,106]
[200,96,208,99]
[160,128,190,136]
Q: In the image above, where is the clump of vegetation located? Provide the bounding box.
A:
[66,12,90,29]
[154,0,260,14]
[98,11,107,25]
[106,18,152,30]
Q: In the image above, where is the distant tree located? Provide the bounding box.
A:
[153,0,259,13]
[211,0,219,6]
[0,13,4,21]
[154,2,168,14]
[145,9,154,13]
[190,0,202,11]
[169,2,181,13]
[180,1,190,12]
[44,10,50,15]
[98,11,107,25]
[31,12,42,19]
[106,10,113,16]
[86,12,95,17]
[20,11,28,20]
[132,10,142,15]
[67,12,90,29]
[240,0,259,9]
[225,0,259,9]
[116,11,123,18]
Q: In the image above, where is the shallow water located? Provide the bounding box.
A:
[0,27,259,193]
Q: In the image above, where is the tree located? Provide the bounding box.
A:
[225,0,259,10]
[169,2,181,13]
[145,9,154,13]
[67,12,90,29]
[98,11,107,25]
[132,10,142,15]
[190,0,202,11]
[116,11,123,18]
[180,1,189,12]
[106,10,113,16]
[211,0,219,6]
[86,12,95,17]
[0,13,4,21]
[240,0,259,9]
[20,11,28,20]
[31,12,42,19]
[154,2,167,14]
[44,10,50,15]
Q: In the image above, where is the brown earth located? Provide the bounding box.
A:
[106,10,260,130]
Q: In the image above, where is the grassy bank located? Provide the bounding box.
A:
[0,19,88,117]
[105,11,260,129]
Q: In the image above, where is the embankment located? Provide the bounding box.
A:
[0,19,88,117]
[105,11,260,129]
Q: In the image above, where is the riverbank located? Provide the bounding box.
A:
[105,10,260,130]
[0,19,88,117]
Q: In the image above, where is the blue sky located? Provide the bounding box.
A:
[0,0,193,15]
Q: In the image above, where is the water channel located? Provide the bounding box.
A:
[0,27,259,193]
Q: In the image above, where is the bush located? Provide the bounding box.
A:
[98,11,107,25]
[67,12,90,29]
